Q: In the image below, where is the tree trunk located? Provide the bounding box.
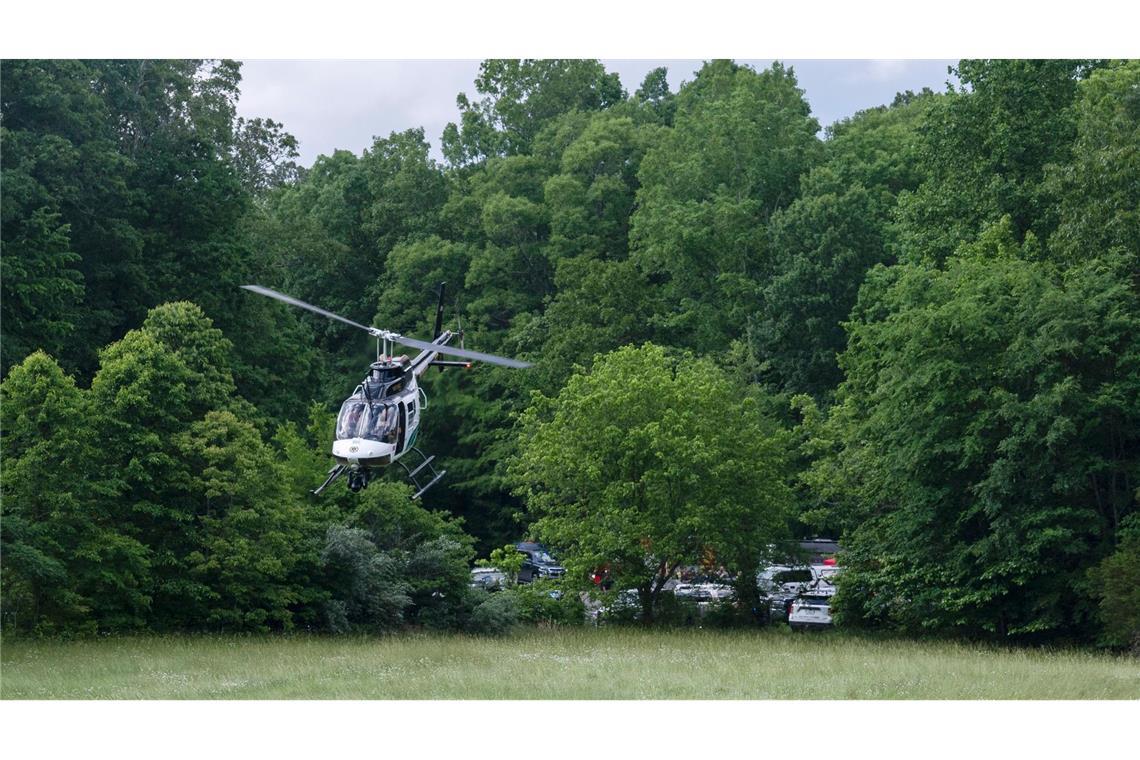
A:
[639,584,655,625]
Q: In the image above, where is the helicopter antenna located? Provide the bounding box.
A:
[453,293,465,350]
[433,282,446,339]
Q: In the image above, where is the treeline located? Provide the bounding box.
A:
[1,59,1137,645]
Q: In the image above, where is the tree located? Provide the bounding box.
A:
[523,111,663,393]
[0,207,83,374]
[806,221,1140,639]
[178,411,324,631]
[895,59,1102,265]
[633,67,676,126]
[87,302,247,628]
[360,128,449,258]
[372,236,474,338]
[319,525,410,633]
[442,59,625,165]
[1045,60,1140,266]
[1,59,308,384]
[0,351,150,633]
[1089,513,1140,650]
[511,344,793,622]
[631,60,823,350]
[824,89,937,196]
[1,59,119,375]
[231,117,302,194]
[746,93,935,399]
[751,176,890,398]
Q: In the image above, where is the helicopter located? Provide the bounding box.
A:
[241,283,531,498]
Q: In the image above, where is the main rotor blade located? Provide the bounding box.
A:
[241,285,374,333]
[242,284,532,368]
[392,334,533,369]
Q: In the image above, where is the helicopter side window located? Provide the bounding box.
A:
[363,401,398,443]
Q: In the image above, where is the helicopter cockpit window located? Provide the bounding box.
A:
[336,399,367,440]
[336,398,399,443]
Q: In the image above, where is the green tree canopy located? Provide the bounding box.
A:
[442,59,625,165]
[895,59,1102,265]
[1045,60,1140,265]
[631,60,822,350]
[511,343,794,622]
[1,351,149,633]
[804,221,1140,638]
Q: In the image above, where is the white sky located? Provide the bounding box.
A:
[234,59,959,166]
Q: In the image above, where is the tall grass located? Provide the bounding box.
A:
[2,628,1136,699]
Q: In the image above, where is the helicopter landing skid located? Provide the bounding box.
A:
[398,447,447,500]
[312,464,347,496]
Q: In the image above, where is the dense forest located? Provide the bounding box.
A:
[2,59,1137,646]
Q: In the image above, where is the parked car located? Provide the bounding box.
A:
[515,542,566,583]
[789,590,835,630]
[593,589,641,625]
[674,581,735,602]
[469,567,507,591]
[757,565,819,622]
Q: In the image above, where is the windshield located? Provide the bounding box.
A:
[336,398,399,443]
[774,570,814,584]
[533,551,557,564]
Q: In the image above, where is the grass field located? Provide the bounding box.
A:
[2,627,1137,699]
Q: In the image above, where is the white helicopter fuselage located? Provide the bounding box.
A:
[332,369,423,468]
[331,437,396,465]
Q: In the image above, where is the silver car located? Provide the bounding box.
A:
[470,567,507,591]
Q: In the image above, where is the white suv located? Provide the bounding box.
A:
[789,589,835,630]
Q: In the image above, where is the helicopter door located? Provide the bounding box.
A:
[396,401,407,454]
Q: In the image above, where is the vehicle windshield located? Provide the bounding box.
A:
[336,398,398,443]
[774,570,814,584]
[800,595,831,605]
[533,551,557,564]
[817,567,841,583]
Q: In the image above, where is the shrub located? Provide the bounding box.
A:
[1090,515,1140,651]
[320,526,410,633]
[467,590,519,635]
[511,582,585,626]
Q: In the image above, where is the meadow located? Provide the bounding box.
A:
[2,628,1137,699]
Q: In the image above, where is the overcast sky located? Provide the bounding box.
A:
[234,60,959,167]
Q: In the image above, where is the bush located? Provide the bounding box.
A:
[1090,515,1140,651]
[467,590,519,635]
[405,537,476,631]
[597,590,710,627]
[511,582,585,626]
[319,526,410,633]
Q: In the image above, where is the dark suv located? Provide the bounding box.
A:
[515,542,566,583]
